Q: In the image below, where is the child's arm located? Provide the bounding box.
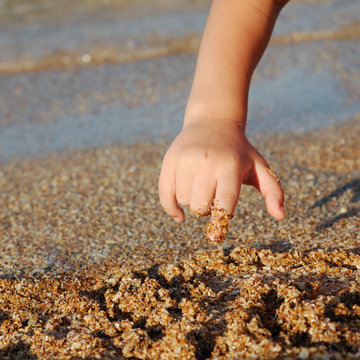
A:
[159,0,288,242]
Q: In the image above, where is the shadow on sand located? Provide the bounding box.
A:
[311,179,360,231]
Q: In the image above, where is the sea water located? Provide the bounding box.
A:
[0,0,359,161]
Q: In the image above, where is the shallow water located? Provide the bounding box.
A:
[0,0,359,161]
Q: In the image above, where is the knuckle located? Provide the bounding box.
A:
[218,191,238,203]
[222,153,241,171]
[181,147,213,166]
[199,150,211,165]
[163,148,177,164]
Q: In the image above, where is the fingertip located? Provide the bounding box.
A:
[265,193,286,220]
[274,209,286,221]
[166,205,184,222]
[159,193,185,222]
[173,212,185,223]
[278,203,286,220]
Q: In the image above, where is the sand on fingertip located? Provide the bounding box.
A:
[0,120,359,359]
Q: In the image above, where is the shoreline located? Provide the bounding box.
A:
[2,22,360,76]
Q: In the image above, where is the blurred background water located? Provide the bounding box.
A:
[0,0,359,161]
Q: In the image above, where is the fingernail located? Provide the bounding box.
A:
[174,216,183,223]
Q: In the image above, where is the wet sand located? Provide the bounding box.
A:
[0,120,359,359]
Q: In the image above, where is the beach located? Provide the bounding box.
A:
[1,122,359,359]
[0,0,359,358]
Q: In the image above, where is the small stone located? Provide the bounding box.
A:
[71,342,82,350]
[298,348,309,359]
[80,53,91,63]
[28,314,38,327]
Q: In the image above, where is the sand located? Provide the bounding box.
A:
[0,119,359,359]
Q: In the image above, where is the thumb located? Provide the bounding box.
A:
[254,162,285,220]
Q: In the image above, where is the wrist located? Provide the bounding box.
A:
[183,100,247,130]
[184,83,248,128]
[182,114,247,139]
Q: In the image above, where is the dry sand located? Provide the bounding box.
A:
[0,119,359,359]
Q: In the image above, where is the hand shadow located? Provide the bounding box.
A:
[311,179,360,231]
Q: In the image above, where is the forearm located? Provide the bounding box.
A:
[184,0,287,127]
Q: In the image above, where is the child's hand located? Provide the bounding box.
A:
[158,119,285,241]
[158,0,289,243]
